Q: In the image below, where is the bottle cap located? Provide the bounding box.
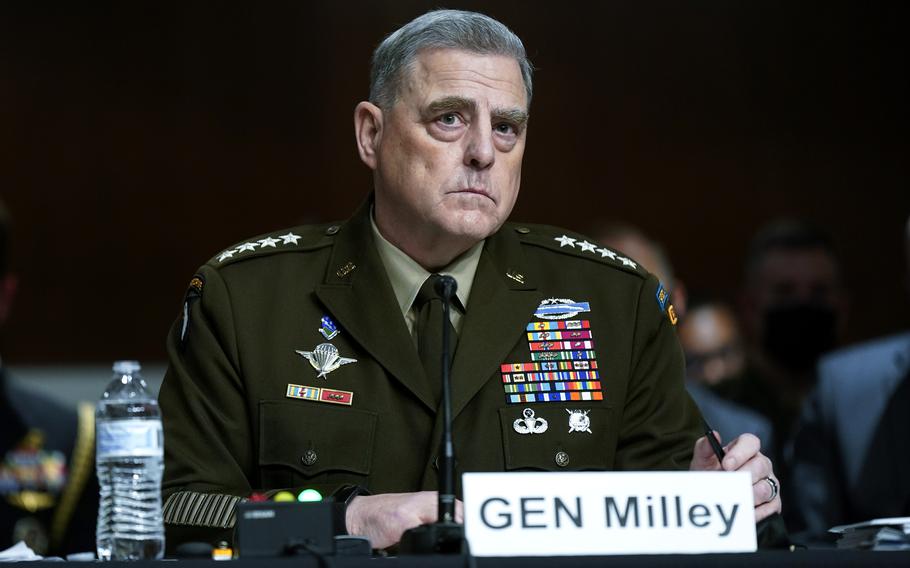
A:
[113,360,142,374]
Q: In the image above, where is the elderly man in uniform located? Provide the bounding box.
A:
[160,9,781,552]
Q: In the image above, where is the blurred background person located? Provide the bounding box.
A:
[788,214,910,542]
[0,201,97,555]
[596,223,773,450]
[716,220,849,489]
[680,300,746,387]
[597,223,688,318]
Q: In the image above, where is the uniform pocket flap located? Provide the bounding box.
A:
[259,400,377,477]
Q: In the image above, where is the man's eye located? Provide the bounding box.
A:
[438,113,460,126]
[495,123,517,135]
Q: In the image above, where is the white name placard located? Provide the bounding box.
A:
[463,471,756,556]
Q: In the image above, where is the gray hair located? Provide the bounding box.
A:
[369,9,533,109]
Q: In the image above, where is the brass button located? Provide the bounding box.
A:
[325,225,340,235]
[555,451,570,468]
[302,449,318,466]
[515,226,531,234]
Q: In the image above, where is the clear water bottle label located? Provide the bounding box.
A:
[97,420,163,459]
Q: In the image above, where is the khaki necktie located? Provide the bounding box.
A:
[413,274,458,403]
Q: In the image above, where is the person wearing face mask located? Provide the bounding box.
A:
[714,220,848,492]
[788,216,910,542]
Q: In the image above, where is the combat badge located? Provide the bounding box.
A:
[318,315,340,340]
[295,343,357,378]
[513,408,548,435]
[534,298,591,321]
[567,409,592,434]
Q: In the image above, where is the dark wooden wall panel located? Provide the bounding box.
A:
[1,1,907,362]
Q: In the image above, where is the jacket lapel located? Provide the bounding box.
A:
[450,226,543,419]
[314,201,437,412]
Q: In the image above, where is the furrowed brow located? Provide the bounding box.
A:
[492,107,530,129]
[423,96,476,119]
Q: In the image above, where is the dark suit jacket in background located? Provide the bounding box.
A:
[687,382,774,457]
[790,331,910,541]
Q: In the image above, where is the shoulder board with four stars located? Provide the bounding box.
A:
[508,223,649,278]
[207,223,342,268]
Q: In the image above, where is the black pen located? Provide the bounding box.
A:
[703,419,726,462]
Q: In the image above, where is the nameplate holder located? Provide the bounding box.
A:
[463,471,756,556]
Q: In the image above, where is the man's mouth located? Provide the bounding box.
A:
[453,187,494,201]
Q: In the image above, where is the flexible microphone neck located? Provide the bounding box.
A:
[435,275,457,523]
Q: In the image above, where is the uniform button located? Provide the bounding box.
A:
[302,450,318,466]
[515,226,531,234]
[325,225,340,235]
[555,451,570,468]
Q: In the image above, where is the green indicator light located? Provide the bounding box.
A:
[297,489,323,502]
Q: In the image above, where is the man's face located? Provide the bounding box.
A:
[680,305,745,386]
[742,247,847,357]
[750,248,841,311]
[370,49,528,254]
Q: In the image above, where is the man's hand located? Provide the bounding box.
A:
[345,491,465,550]
[690,432,782,522]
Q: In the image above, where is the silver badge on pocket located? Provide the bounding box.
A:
[513,408,548,435]
[567,409,592,434]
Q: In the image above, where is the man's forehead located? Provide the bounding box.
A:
[403,48,528,108]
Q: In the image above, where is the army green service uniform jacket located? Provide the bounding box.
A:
[159,199,702,548]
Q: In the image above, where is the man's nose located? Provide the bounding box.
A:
[463,121,495,170]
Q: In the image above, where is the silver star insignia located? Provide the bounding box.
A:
[235,242,258,253]
[555,235,577,248]
[258,236,280,248]
[278,232,301,245]
[596,247,617,260]
[618,256,637,269]
[217,249,237,262]
[577,240,597,253]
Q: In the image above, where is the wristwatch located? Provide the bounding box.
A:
[331,485,370,535]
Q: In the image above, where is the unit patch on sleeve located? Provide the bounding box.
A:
[655,282,670,312]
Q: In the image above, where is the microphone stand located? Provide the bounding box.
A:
[399,275,468,555]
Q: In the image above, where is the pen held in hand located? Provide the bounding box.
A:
[703,419,726,463]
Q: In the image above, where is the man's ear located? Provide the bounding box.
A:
[354,101,383,170]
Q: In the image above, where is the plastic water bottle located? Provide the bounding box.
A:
[96,361,165,560]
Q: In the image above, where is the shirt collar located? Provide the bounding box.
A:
[370,209,482,317]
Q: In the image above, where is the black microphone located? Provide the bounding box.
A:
[434,275,457,523]
[399,274,467,555]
